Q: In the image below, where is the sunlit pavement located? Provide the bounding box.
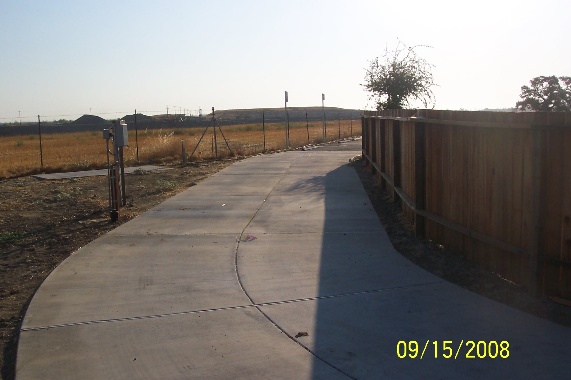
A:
[17,140,571,379]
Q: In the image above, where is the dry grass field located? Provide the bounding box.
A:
[0,120,358,178]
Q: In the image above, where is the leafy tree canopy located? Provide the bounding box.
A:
[363,41,436,110]
[516,76,571,112]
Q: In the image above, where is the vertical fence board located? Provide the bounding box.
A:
[393,120,401,203]
[414,122,426,237]
[445,125,463,253]
[371,118,377,176]
[541,127,564,296]
[425,124,437,239]
[375,119,382,178]
[520,129,534,253]
[560,129,571,297]
[379,119,386,190]
[361,117,365,157]
[461,126,473,258]
[509,128,524,249]
[400,121,415,223]
[385,120,395,196]
[472,127,485,240]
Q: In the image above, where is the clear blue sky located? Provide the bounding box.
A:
[1,0,569,122]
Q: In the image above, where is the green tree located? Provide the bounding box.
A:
[516,76,571,112]
[363,41,436,110]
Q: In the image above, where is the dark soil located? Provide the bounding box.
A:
[0,159,233,379]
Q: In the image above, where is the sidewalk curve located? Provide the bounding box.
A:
[17,141,571,379]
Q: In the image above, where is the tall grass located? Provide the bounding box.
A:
[0,120,359,178]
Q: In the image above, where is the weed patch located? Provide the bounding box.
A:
[155,179,178,192]
[0,232,24,245]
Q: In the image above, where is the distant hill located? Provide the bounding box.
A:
[211,107,362,124]
[0,107,363,136]
[0,114,112,136]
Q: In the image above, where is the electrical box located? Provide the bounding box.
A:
[114,121,128,147]
[102,129,111,139]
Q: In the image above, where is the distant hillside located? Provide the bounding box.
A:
[212,107,362,124]
[0,114,112,136]
[0,107,363,137]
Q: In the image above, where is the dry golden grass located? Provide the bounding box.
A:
[0,120,359,178]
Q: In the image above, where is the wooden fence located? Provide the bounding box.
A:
[362,109,571,300]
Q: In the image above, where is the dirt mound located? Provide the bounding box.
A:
[71,115,111,126]
[121,113,153,124]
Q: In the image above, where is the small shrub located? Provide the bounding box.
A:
[0,231,24,244]
[51,189,72,200]
[155,179,178,193]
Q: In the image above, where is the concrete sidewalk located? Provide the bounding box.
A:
[17,141,571,379]
[32,165,168,180]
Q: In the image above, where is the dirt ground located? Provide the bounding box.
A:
[0,158,233,379]
[2,147,570,379]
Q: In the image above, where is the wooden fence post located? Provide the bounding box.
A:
[361,116,366,161]
[379,119,386,190]
[393,120,402,204]
[370,116,375,165]
[529,126,544,296]
[414,120,426,237]
[371,118,377,176]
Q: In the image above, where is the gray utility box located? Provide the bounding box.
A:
[114,122,129,147]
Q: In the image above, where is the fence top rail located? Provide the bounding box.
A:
[362,114,571,130]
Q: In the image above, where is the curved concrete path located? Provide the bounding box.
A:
[17,141,571,379]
